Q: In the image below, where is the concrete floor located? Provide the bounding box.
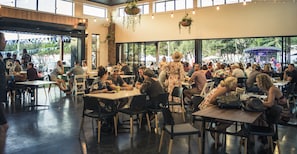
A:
[2,87,297,154]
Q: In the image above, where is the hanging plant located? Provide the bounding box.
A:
[124,0,140,15]
[179,13,193,34]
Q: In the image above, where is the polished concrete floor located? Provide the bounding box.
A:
[2,87,297,154]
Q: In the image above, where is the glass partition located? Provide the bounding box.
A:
[91,34,99,70]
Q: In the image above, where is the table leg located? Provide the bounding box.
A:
[201,118,205,154]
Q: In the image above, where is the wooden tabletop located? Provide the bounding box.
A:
[84,88,141,100]
[192,105,262,124]
[16,80,57,86]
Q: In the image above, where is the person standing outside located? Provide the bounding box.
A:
[21,48,31,69]
[0,32,9,154]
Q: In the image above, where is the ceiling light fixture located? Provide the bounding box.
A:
[171,12,174,18]
[216,6,220,10]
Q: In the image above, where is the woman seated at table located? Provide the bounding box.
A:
[255,73,287,125]
[198,76,238,143]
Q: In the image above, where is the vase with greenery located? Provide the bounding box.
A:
[179,13,193,34]
[124,0,140,15]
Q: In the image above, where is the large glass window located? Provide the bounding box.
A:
[213,0,225,5]
[38,0,55,13]
[56,0,73,16]
[0,0,15,7]
[16,0,36,10]
[198,0,252,8]
[118,40,195,69]
[154,0,193,13]
[83,4,107,18]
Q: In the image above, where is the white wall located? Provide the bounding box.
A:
[77,1,297,66]
[113,2,297,42]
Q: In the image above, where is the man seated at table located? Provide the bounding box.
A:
[138,68,165,120]
[27,62,39,81]
[283,64,297,92]
[26,62,39,100]
[108,67,133,90]
[67,61,85,92]
[183,63,207,103]
[246,64,261,92]
[135,66,146,87]
[90,66,114,93]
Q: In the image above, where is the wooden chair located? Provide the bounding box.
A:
[147,93,169,134]
[243,105,282,154]
[72,74,86,95]
[198,81,214,97]
[117,94,151,138]
[79,96,118,144]
[158,108,201,154]
[168,87,186,122]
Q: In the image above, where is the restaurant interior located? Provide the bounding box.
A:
[0,0,297,154]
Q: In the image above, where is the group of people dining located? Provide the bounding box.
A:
[87,50,296,149]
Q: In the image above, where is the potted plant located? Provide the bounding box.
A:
[124,0,140,15]
[179,13,193,33]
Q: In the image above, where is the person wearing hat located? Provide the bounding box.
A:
[139,68,164,109]
[167,51,185,112]
[108,66,133,91]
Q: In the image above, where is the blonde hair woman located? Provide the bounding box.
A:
[199,76,238,110]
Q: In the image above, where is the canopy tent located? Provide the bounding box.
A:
[243,47,281,55]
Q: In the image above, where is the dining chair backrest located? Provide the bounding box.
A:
[171,87,183,98]
[200,82,214,97]
[130,94,147,111]
[237,77,247,88]
[158,93,169,108]
[83,96,100,114]
[73,74,86,95]
[89,77,99,92]
[161,108,175,126]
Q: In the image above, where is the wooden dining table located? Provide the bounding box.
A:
[84,88,141,100]
[15,80,57,108]
[192,105,262,154]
